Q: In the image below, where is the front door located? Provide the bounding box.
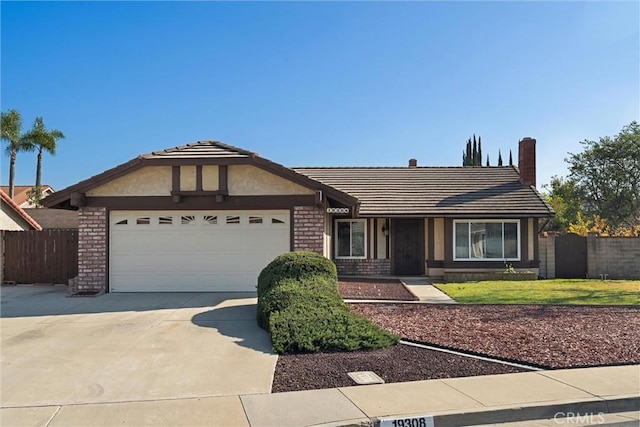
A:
[392,219,424,275]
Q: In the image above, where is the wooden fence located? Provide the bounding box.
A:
[2,230,78,284]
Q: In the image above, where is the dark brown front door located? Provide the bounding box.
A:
[393,219,424,275]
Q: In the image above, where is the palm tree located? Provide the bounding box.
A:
[22,117,65,202]
[1,109,32,198]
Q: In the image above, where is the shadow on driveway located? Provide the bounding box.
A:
[191,305,273,354]
[0,285,257,318]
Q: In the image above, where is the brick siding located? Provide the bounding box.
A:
[335,259,391,276]
[77,207,107,292]
[292,205,324,254]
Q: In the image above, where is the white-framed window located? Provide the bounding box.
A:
[454,220,520,261]
[335,219,367,259]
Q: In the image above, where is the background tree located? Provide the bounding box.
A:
[542,176,585,232]
[543,121,640,235]
[567,121,640,230]
[497,150,503,166]
[1,109,32,198]
[462,134,483,166]
[21,117,65,206]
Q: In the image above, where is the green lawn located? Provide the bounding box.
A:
[434,279,640,305]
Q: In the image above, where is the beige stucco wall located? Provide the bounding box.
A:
[87,166,172,197]
[433,218,445,260]
[528,218,535,261]
[180,166,196,191]
[228,165,314,196]
[376,219,387,259]
[202,165,219,191]
[0,205,30,230]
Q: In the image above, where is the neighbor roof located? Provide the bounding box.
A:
[0,189,43,230]
[294,166,554,217]
[0,185,54,207]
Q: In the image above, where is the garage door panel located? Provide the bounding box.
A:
[109,210,291,292]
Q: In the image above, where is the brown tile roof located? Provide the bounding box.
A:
[0,189,43,230]
[144,141,254,159]
[43,141,357,209]
[294,166,554,217]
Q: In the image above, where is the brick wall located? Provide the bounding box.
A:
[77,207,107,292]
[293,206,324,254]
[335,259,391,276]
[587,234,640,279]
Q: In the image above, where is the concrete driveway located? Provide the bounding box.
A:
[0,286,277,408]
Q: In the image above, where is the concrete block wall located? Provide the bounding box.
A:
[335,259,391,276]
[77,207,107,292]
[538,234,556,279]
[293,206,324,254]
[587,234,640,279]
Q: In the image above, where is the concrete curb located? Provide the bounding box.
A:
[307,396,640,427]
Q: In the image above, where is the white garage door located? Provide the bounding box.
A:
[109,210,290,292]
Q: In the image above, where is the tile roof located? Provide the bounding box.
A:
[0,185,54,207]
[144,141,254,159]
[0,189,43,230]
[43,140,357,209]
[294,166,554,217]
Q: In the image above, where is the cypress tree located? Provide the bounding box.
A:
[498,150,503,166]
[486,154,490,166]
[509,150,513,166]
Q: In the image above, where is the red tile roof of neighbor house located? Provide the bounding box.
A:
[0,185,55,207]
[294,166,554,217]
[0,189,43,230]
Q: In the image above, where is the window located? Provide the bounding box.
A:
[204,215,217,225]
[454,220,519,260]
[335,219,366,259]
[271,217,285,224]
[136,217,150,225]
[249,216,263,224]
[115,219,128,225]
[159,216,173,225]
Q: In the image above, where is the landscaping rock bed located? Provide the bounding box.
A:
[350,304,640,368]
[272,343,524,392]
[338,279,418,301]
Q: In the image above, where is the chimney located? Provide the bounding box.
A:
[518,137,536,187]
[408,158,417,168]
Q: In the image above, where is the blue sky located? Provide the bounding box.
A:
[2,1,638,192]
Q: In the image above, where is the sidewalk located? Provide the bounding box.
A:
[2,365,637,426]
[401,277,456,303]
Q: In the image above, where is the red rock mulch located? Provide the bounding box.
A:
[272,343,524,393]
[350,304,640,369]
[338,279,418,301]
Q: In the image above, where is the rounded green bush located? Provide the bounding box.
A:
[257,276,341,330]
[257,251,337,298]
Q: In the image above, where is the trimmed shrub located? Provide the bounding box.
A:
[256,251,399,353]
[257,251,337,298]
[269,304,398,354]
[258,276,341,330]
